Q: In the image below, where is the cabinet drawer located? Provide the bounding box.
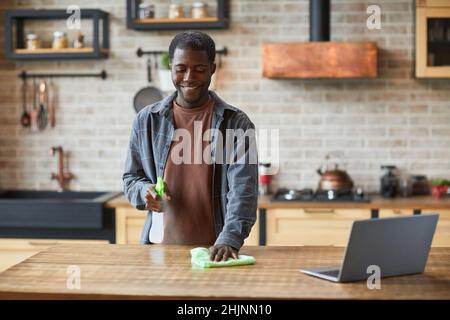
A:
[243,213,259,246]
[115,208,146,245]
[0,238,108,250]
[266,208,370,246]
[117,208,260,246]
[125,217,146,244]
[380,209,418,216]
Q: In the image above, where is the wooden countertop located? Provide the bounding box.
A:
[106,193,450,210]
[0,244,448,300]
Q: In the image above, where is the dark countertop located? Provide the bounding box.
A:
[106,193,450,210]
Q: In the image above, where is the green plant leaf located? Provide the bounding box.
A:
[431,178,450,186]
[160,52,170,70]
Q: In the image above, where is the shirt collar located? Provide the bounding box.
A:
[150,90,236,118]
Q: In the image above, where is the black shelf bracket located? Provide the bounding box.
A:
[18,70,107,80]
[136,47,228,57]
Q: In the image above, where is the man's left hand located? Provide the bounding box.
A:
[209,244,238,262]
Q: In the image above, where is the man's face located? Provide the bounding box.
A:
[171,47,216,106]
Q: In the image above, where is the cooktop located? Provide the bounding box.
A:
[271,188,371,203]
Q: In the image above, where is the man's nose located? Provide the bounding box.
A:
[183,69,194,81]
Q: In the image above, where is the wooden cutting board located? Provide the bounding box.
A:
[0,244,448,300]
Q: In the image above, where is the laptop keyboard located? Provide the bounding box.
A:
[319,270,340,277]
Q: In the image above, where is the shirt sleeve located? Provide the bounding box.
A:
[122,115,153,210]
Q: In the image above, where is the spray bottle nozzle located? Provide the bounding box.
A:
[155,176,165,198]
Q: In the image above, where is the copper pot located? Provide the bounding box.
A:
[317,164,354,191]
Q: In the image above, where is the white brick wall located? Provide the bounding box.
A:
[0,0,449,193]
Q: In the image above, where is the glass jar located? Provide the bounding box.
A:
[191,2,208,19]
[26,33,41,50]
[52,31,68,49]
[73,32,84,49]
[168,3,184,19]
[138,3,155,19]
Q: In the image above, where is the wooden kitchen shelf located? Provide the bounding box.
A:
[126,0,229,31]
[4,9,109,60]
[14,48,109,54]
[135,17,220,24]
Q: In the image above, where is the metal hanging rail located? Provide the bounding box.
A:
[136,47,228,57]
[18,70,108,80]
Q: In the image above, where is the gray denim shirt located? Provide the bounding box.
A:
[122,91,258,250]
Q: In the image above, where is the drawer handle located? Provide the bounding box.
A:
[393,210,401,214]
[28,241,59,246]
[304,209,335,214]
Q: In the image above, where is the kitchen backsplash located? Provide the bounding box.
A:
[0,0,449,193]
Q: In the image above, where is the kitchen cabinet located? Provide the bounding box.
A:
[126,0,229,31]
[266,208,370,246]
[115,207,260,246]
[416,0,450,77]
[0,238,108,273]
[380,209,450,247]
[263,207,449,247]
[4,9,109,60]
[108,194,450,247]
[115,207,146,245]
[244,216,259,246]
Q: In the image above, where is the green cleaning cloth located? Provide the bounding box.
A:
[190,247,256,269]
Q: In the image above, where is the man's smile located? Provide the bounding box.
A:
[180,85,201,94]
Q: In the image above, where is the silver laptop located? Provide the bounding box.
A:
[300,214,439,283]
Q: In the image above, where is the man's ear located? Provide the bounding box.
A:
[211,62,216,75]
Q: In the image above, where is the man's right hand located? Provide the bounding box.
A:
[144,184,171,212]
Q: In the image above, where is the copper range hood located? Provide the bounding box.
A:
[262,0,377,79]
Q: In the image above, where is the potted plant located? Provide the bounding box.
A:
[430,178,450,198]
[158,52,174,92]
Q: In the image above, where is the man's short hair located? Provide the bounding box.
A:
[168,30,216,64]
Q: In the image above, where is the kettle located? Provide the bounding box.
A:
[317,164,354,191]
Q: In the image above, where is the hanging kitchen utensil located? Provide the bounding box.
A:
[133,55,163,113]
[48,78,56,128]
[20,78,31,127]
[37,79,48,130]
[30,79,39,132]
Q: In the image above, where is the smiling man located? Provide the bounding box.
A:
[123,31,258,262]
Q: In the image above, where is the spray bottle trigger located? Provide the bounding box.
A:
[155,176,165,198]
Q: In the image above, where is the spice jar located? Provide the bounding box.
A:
[52,31,68,49]
[138,3,155,19]
[26,33,41,50]
[168,3,184,19]
[191,2,208,19]
[73,32,84,48]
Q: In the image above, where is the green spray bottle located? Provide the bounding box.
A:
[150,176,167,244]
[154,176,165,199]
